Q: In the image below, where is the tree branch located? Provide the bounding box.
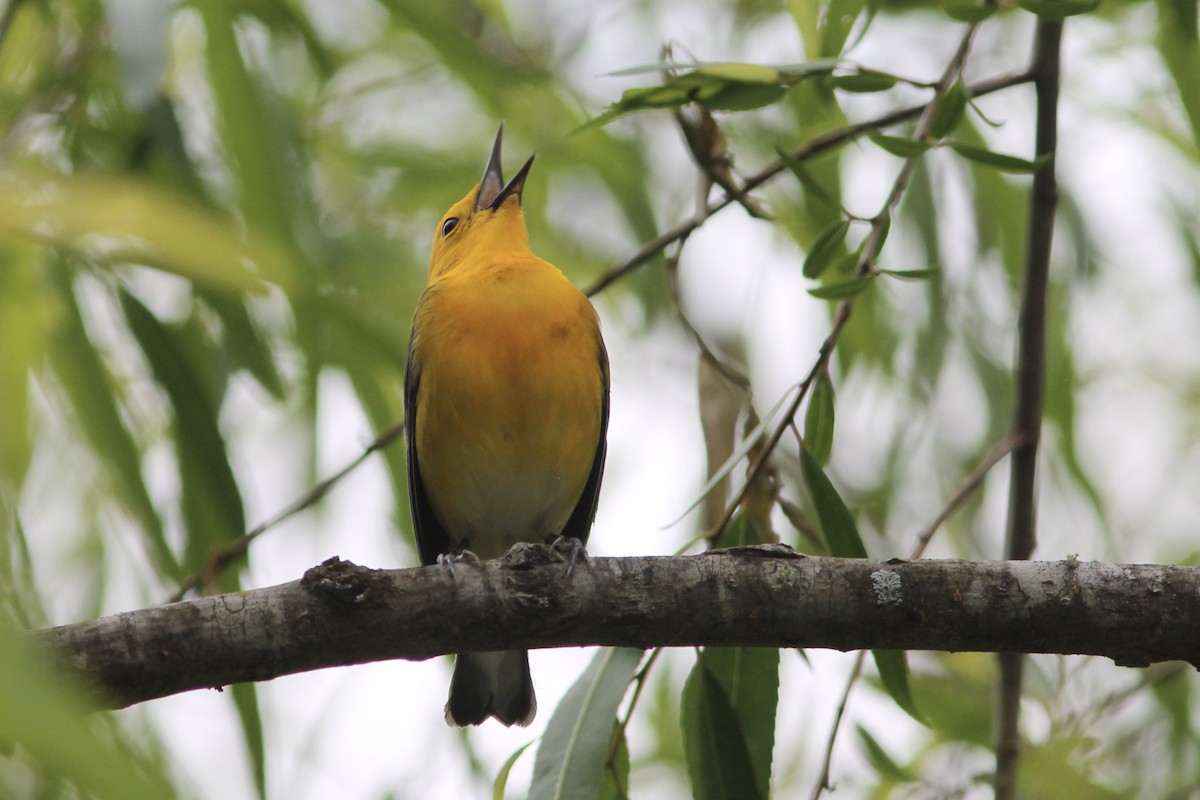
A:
[34,547,1200,710]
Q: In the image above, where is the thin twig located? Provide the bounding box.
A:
[167,422,406,603]
[994,20,1063,800]
[583,68,1034,298]
[809,651,867,800]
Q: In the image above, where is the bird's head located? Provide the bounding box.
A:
[429,123,535,280]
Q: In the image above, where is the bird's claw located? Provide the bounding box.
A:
[551,536,588,576]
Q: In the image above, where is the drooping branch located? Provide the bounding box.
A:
[34,546,1200,710]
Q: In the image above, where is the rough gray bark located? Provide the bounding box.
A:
[33,545,1200,709]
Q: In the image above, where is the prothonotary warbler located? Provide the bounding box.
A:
[404,124,610,727]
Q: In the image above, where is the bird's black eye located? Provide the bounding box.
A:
[441,217,460,237]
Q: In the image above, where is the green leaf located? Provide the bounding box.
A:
[855,724,915,782]
[493,742,534,800]
[803,220,851,279]
[942,0,1000,21]
[529,647,644,800]
[231,682,266,800]
[777,148,845,213]
[700,83,788,112]
[597,723,630,800]
[799,443,867,558]
[680,661,763,800]
[696,63,784,83]
[47,263,177,578]
[930,80,967,139]
[0,623,177,798]
[866,129,932,159]
[948,141,1046,173]
[1155,0,1200,153]
[830,71,900,93]
[0,247,43,483]
[0,172,293,289]
[807,273,877,299]
[1017,0,1099,17]
[872,649,926,724]
[882,268,940,280]
[805,371,836,464]
[119,291,246,569]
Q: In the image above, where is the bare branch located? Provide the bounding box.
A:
[35,548,1200,710]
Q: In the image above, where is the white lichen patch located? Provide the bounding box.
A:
[871,570,903,606]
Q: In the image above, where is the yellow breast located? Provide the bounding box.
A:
[411,256,605,558]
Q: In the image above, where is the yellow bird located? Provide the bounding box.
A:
[405,125,610,727]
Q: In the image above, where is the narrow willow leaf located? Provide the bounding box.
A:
[776,148,844,213]
[830,71,900,93]
[231,682,266,800]
[681,662,763,800]
[804,371,836,465]
[529,648,644,800]
[866,129,932,159]
[120,291,246,568]
[1155,0,1200,153]
[943,0,1000,21]
[48,263,177,578]
[493,742,534,800]
[930,81,967,139]
[872,649,926,725]
[882,268,940,280]
[701,83,788,112]
[948,142,1045,173]
[799,443,867,558]
[696,63,783,83]
[803,220,851,279]
[1017,0,1099,17]
[696,648,779,799]
[0,624,177,798]
[856,725,915,781]
[597,723,630,800]
[807,273,877,300]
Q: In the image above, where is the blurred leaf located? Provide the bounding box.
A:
[1019,735,1125,799]
[0,171,294,290]
[230,682,266,800]
[830,70,900,93]
[821,0,866,56]
[0,623,177,798]
[597,723,630,800]
[680,661,763,800]
[777,148,845,213]
[881,268,939,280]
[943,0,1001,22]
[948,142,1046,173]
[866,130,932,159]
[493,742,534,800]
[930,81,967,139]
[200,292,286,401]
[804,370,836,465]
[1155,0,1200,153]
[529,647,643,800]
[699,352,745,529]
[800,442,867,558]
[0,247,44,483]
[808,273,877,299]
[119,291,246,569]
[804,219,852,279]
[856,724,915,782]
[47,262,177,578]
[872,650,926,725]
[695,646,779,799]
[1017,0,1100,18]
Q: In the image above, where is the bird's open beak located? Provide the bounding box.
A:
[476,123,536,211]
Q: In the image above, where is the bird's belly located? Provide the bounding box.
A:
[415,313,601,558]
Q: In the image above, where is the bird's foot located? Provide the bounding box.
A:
[550,536,588,576]
[437,549,482,581]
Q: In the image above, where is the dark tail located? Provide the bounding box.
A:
[445,650,536,727]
